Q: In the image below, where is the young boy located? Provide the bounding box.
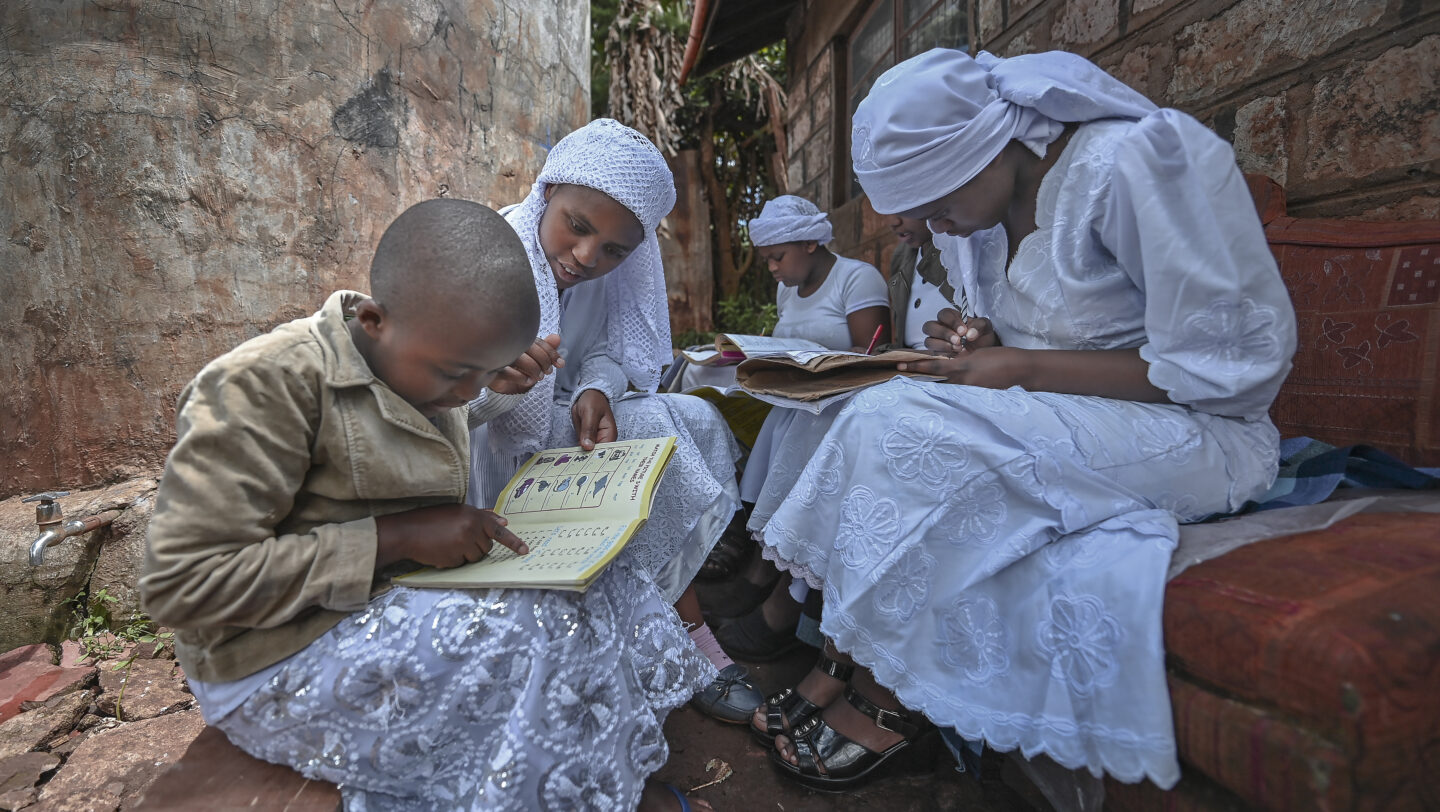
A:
[141,199,714,811]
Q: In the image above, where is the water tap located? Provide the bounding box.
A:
[25,492,122,566]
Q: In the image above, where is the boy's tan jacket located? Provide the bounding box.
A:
[141,291,502,683]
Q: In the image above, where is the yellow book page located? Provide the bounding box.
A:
[495,436,676,525]
[396,437,676,590]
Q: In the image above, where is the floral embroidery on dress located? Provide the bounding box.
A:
[456,657,528,727]
[626,720,669,776]
[540,756,626,809]
[429,592,516,660]
[795,438,845,508]
[936,474,1007,549]
[333,651,430,726]
[880,410,969,486]
[851,383,902,414]
[1180,298,1283,376]
[1037,594,1124,696]
[837,486,903,569]
[872,546,936,621]
[474,731,528,811]
[938,595,1010,684]
[538,665,623,746]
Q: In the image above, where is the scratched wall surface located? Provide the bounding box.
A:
[0,0,590,499]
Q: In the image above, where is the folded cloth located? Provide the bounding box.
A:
[1243,436,1439,513]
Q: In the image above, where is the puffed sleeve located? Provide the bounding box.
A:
[1099,109,1296,421]
[839,259,890,314]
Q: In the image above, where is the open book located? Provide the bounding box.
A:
[397,436,677,591]
[679,333,829,366]
[736,349,944,406]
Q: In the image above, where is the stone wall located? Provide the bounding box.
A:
[0,0,590,501]
[777,0,1439,269]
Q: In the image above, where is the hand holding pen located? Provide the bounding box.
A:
[922,308,997,357]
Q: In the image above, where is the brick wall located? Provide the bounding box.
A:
[778,0,1439,271]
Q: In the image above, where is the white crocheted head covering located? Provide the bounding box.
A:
[852,48,1157,214]
[489,118,676,460]
[747,195,834,247]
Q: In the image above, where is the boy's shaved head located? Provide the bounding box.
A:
[370,198,539,334]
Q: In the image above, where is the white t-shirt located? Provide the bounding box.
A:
[773,255,888,350]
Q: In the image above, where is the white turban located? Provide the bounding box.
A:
[852,49,1158,214]
[747,195,834,247]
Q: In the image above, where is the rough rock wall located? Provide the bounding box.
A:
[0,0,590,500]
[779,0,1438,269]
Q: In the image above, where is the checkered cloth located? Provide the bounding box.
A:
[1244,437,1440,513]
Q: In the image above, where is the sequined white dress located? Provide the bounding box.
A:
[210,567,711,811]
[758,113,1297,786]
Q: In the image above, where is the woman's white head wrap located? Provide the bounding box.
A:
[748,195,834,247]
[488,118,676,460]
[852,49,1158,214]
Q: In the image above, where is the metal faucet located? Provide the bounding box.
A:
[25,491,122,566]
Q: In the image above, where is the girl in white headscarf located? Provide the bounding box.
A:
[706,195,892,655]
[750,194,890,351]
[753,49,1296,791]
[467,119,762,727]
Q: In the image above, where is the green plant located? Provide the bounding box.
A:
[66,588,174,720]
[715,296,778,337]
[672,328,716,350]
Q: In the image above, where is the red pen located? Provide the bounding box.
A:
[864,324,884,355]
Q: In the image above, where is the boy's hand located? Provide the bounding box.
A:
[923,309,998,357]
[489,334,564,395]
[375,504,529,570]
[571,389,618,451]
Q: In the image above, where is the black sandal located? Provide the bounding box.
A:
[713,605,804,662]
[696,521,754,581]
[770,685,939,792]
[750,654,854,746]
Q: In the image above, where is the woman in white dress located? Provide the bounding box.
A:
[467,119,760,727]
[755,49,1296,791]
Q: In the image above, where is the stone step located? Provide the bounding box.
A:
[132,726,340,811]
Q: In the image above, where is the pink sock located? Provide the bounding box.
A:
[688,623,735,670]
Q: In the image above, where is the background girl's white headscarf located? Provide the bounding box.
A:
[852,49,1158,214]
[747,195,834,247]
[489,118,676,460]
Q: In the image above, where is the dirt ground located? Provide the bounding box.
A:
[653,640,1043,812]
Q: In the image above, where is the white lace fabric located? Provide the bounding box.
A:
[484,119,676,463]
[747,194,834,247]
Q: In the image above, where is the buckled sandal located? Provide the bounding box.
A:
[749,654,854,746]
[769,685,939,793]
[690,663,764,724]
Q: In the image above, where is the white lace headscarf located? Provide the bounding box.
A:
[852,48,1157,214]
[490,118,676,460]
[747,195,834,247]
